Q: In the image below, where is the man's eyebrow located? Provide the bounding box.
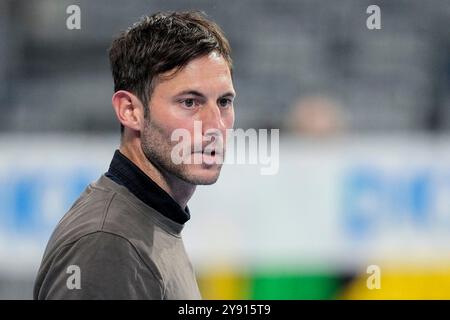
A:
[220,91,236,99]
[174,90,206,98]
[174,90,236,99]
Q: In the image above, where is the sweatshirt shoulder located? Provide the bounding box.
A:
[42,176,158,267]
[47,181,117,249]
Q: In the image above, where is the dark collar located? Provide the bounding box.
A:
[105,150,190,224]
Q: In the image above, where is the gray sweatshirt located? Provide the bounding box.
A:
[33,174,201,300]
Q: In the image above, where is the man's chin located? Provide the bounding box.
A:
[178,165,222,185]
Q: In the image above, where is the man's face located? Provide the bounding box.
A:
[141,51,235,185]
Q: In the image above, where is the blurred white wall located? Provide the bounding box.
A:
[2,134,450,298]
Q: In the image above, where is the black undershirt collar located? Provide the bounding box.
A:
[105,149,190,224]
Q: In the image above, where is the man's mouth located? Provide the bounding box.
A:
[192,149,223,165]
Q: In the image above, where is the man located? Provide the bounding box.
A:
[33,11,235,299]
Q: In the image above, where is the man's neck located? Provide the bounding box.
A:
[119,144,196,209]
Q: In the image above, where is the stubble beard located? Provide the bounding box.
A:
[140,116,223,186]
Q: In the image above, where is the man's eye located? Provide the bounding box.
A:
[218,98,232,108]
[182,99,196,108]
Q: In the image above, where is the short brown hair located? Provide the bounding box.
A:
[108,11,233,133]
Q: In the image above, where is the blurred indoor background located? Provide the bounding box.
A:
[1,0,450,299]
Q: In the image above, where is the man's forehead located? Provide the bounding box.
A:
[156,55,234,94]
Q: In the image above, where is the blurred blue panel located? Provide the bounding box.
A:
[342,167,381,239]
[13,175,38,232]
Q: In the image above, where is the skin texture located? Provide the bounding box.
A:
[112,51,235,209]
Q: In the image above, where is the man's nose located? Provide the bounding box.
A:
[200,102,225,133]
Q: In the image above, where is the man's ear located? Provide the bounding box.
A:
[111,90,145,132]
